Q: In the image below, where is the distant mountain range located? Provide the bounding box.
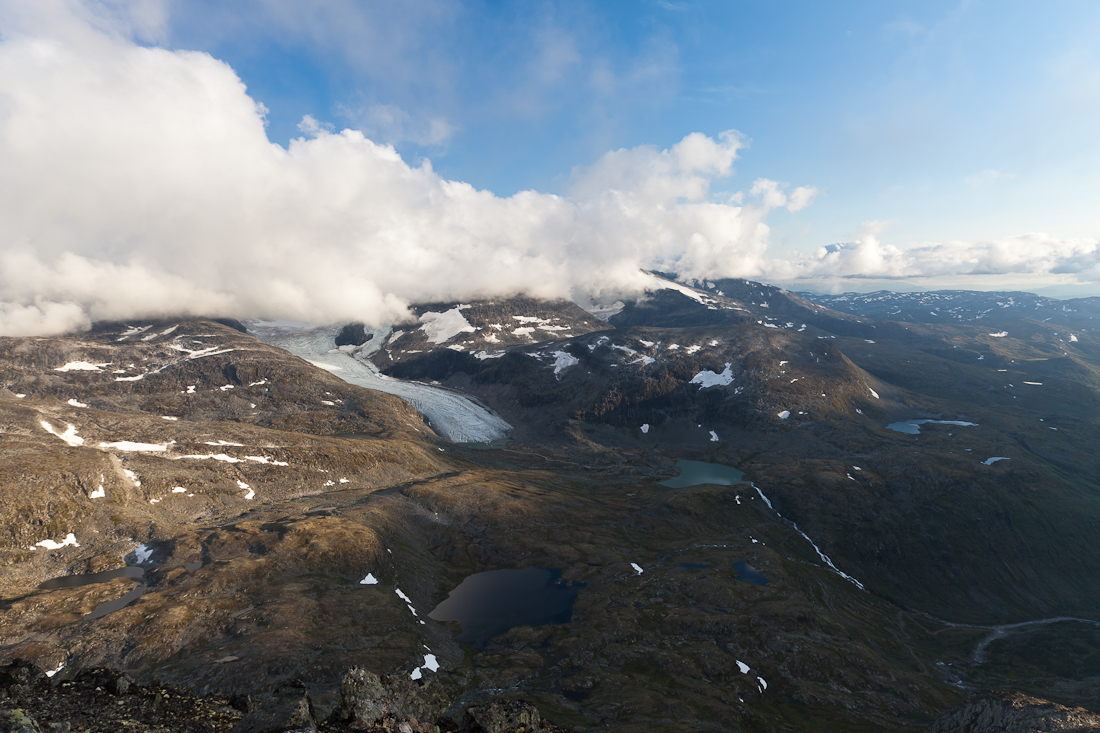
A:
[797,288,1100,326]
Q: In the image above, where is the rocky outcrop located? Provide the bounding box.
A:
[928,691,1100,732]
[333,667,447,730]
[376,297,610,367]
[460,700,568,733]
[0,660,571,733]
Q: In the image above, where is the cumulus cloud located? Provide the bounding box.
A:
[0,5,811,336]
[778,224,1100,283]
[749,179,819,213]
[11,3,1088,338]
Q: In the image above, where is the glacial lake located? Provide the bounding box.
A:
[659,460,745,488]
[38,566,149,621]
[39,566,143,590]
[887,419,978,435]
[731,561,770,586]
[428,567,585,648]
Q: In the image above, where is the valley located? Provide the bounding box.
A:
[3,275,1100,731]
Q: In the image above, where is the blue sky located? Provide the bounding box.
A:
[160,1,1100,276]
[2,0,1100,335]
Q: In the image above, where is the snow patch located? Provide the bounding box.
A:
[777,410,790,420]
[237,480,254,500]
[709,431,720,442]
[67,398,89,408]
[869,388,879,399]
[736,661,750,674]
[690,363,734,388]
[360,573,379,585]
[552,351,579,374]
[983,457,1010,465]
[35,533,79,550]
[117,325,152,340]
[640,424,649,434]
[989,331,1008,337]
[55,361,104,372]
[420,308,476,344]
[41,421,84,446]
[89,486,105,499]
[631,562,644,575]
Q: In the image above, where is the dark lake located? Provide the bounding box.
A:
[39,566,144,590]
[732,561,770,586]
[428,567,584,648]
[659,460,745,488]
[886,419,978,435]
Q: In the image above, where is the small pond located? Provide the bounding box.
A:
[886,419,978,435]
[428,567,584,648]
[39,566,144,590]
[659,460,745,488]
[85,585,146,620]
[38,566,148,621]
[731,561,770,586]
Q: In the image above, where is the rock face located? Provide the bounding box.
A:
[928,691,1100,732]
[336,323,371,348]
[0,659,568,733]
[460,700,545,732]
[0,709,43,733]
[234,680,317,733]
[375,297,610,367]
[334,667,446,729]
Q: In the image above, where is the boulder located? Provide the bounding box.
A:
[0,660,48,698]
[233,681,317,733]
[334,668,447,729]
[0,709,43,733]
[461,700,542,733]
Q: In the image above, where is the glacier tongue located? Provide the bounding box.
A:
[247,322,512,443]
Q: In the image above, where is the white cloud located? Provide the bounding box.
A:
[749,179,819,213]
[569,130,743,205]
[783,225,1100,283]
[0,7,813,336]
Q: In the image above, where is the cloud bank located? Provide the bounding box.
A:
[0,3,1096,337]
[0,4,816,336]
[776,222,1100,284]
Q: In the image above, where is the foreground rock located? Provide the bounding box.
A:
[928,691,1100,732]
[0,660,571,733]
